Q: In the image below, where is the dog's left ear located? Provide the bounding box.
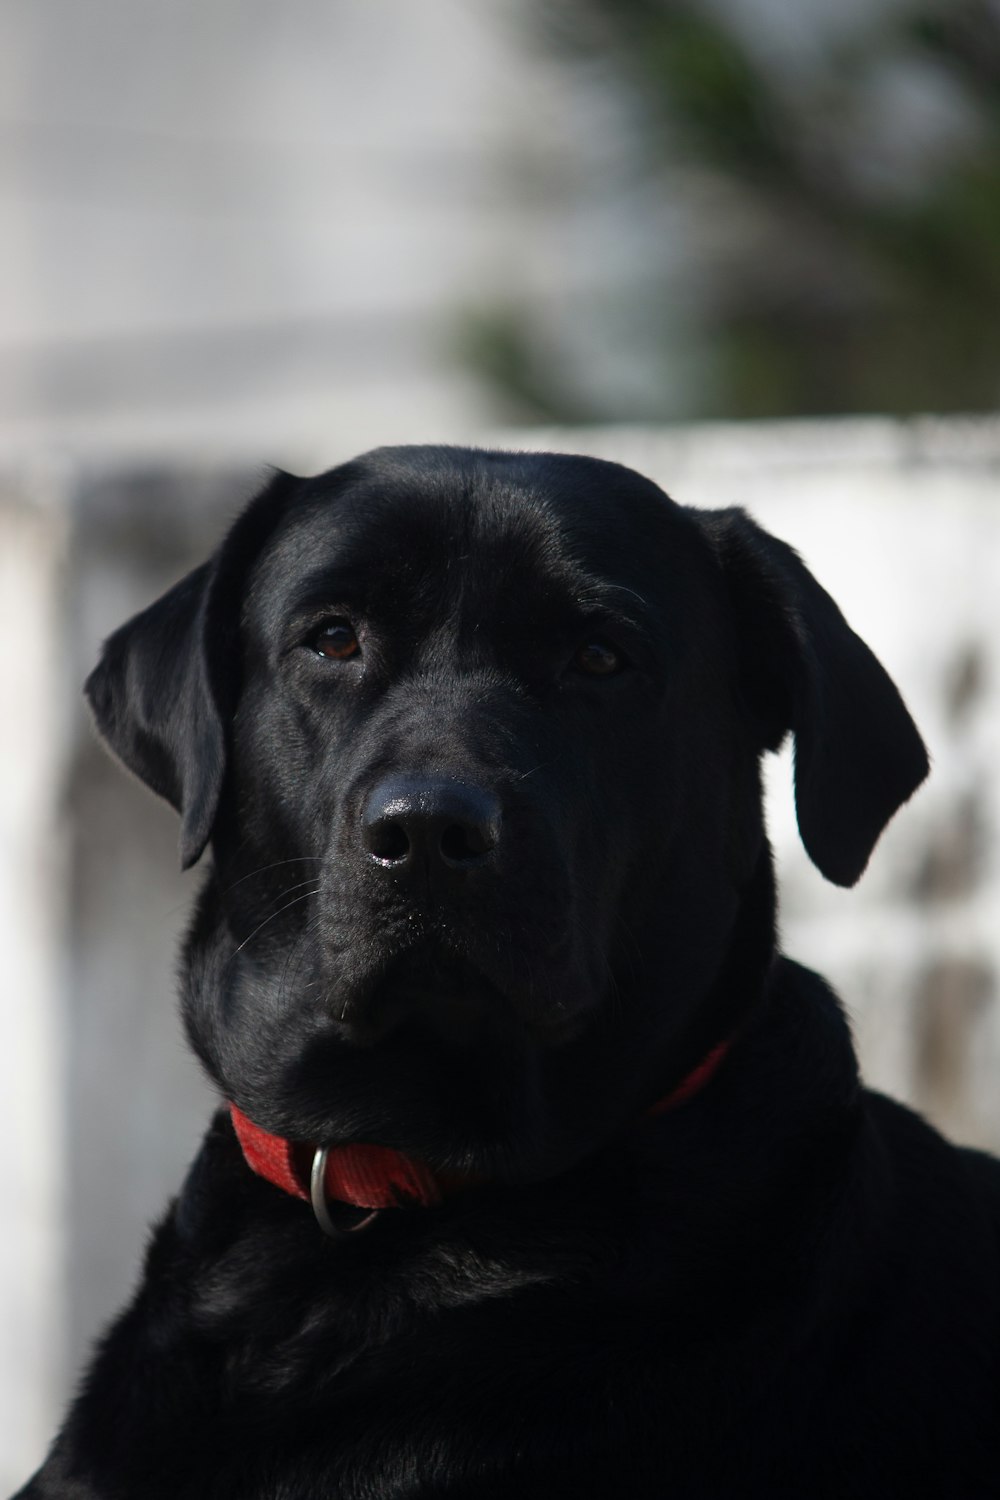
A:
[85,469,297,869]
[691,506,929,887]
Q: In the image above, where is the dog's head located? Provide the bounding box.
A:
[86,448,927,1178]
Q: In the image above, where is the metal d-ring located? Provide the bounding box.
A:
[310,1145,381,1239]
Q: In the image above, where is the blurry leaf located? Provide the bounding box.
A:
[453,306,596,425]
[461,0,1000,421]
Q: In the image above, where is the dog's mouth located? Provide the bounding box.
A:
[200,911,606,1165]
[337,942,573,1049]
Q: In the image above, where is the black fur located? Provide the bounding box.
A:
[18,448,999,1498]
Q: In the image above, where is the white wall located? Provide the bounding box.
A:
[0,468,69,1485]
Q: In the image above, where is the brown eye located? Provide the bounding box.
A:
[575,640,622,677]
[314,620,360,660]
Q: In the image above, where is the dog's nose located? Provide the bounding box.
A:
[362,777,501,873]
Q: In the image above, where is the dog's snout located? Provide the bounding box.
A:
[362,777,501,873]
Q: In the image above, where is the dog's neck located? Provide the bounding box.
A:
[650,841,779,1089]
[229,1036,733,1231]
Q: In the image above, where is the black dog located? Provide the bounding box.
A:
[18,448,1000,1498]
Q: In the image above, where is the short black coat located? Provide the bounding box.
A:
[17,448,1000,1499]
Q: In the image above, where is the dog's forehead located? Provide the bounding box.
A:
[246,448,706,624]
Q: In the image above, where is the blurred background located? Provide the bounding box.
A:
[2,0,1000,1488]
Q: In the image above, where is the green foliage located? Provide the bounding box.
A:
[453,306,598,425]
[463,0,1000,420]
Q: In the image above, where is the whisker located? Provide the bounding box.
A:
[517,763,548,781]
[218,857,324,900]
[277,909,327,1010]
[231,887,321,958]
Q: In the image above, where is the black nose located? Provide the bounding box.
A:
[362,776,501,873]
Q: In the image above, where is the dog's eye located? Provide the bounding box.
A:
[574,640,622,677]
[313,620,360,661]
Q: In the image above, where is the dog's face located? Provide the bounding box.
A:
[87,448,927,1179]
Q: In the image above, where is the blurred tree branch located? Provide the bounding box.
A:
[463,0,1000,420]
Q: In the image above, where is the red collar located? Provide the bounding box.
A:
[230,1039,731,1227]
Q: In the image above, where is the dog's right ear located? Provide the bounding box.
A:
[85,469,298,870]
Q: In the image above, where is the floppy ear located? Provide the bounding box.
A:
[691,506,929,888]
[85,469,298,869]
[85,561,225,869]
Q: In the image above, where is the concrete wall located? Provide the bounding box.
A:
[0,468,69,1485]
[3,416,999,1488]
[0,0,680,457]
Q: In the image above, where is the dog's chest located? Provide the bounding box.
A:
[124,1174,756,1498]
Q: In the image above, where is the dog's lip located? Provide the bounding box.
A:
[329,941,591,1049]
[336,945,511,1044]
